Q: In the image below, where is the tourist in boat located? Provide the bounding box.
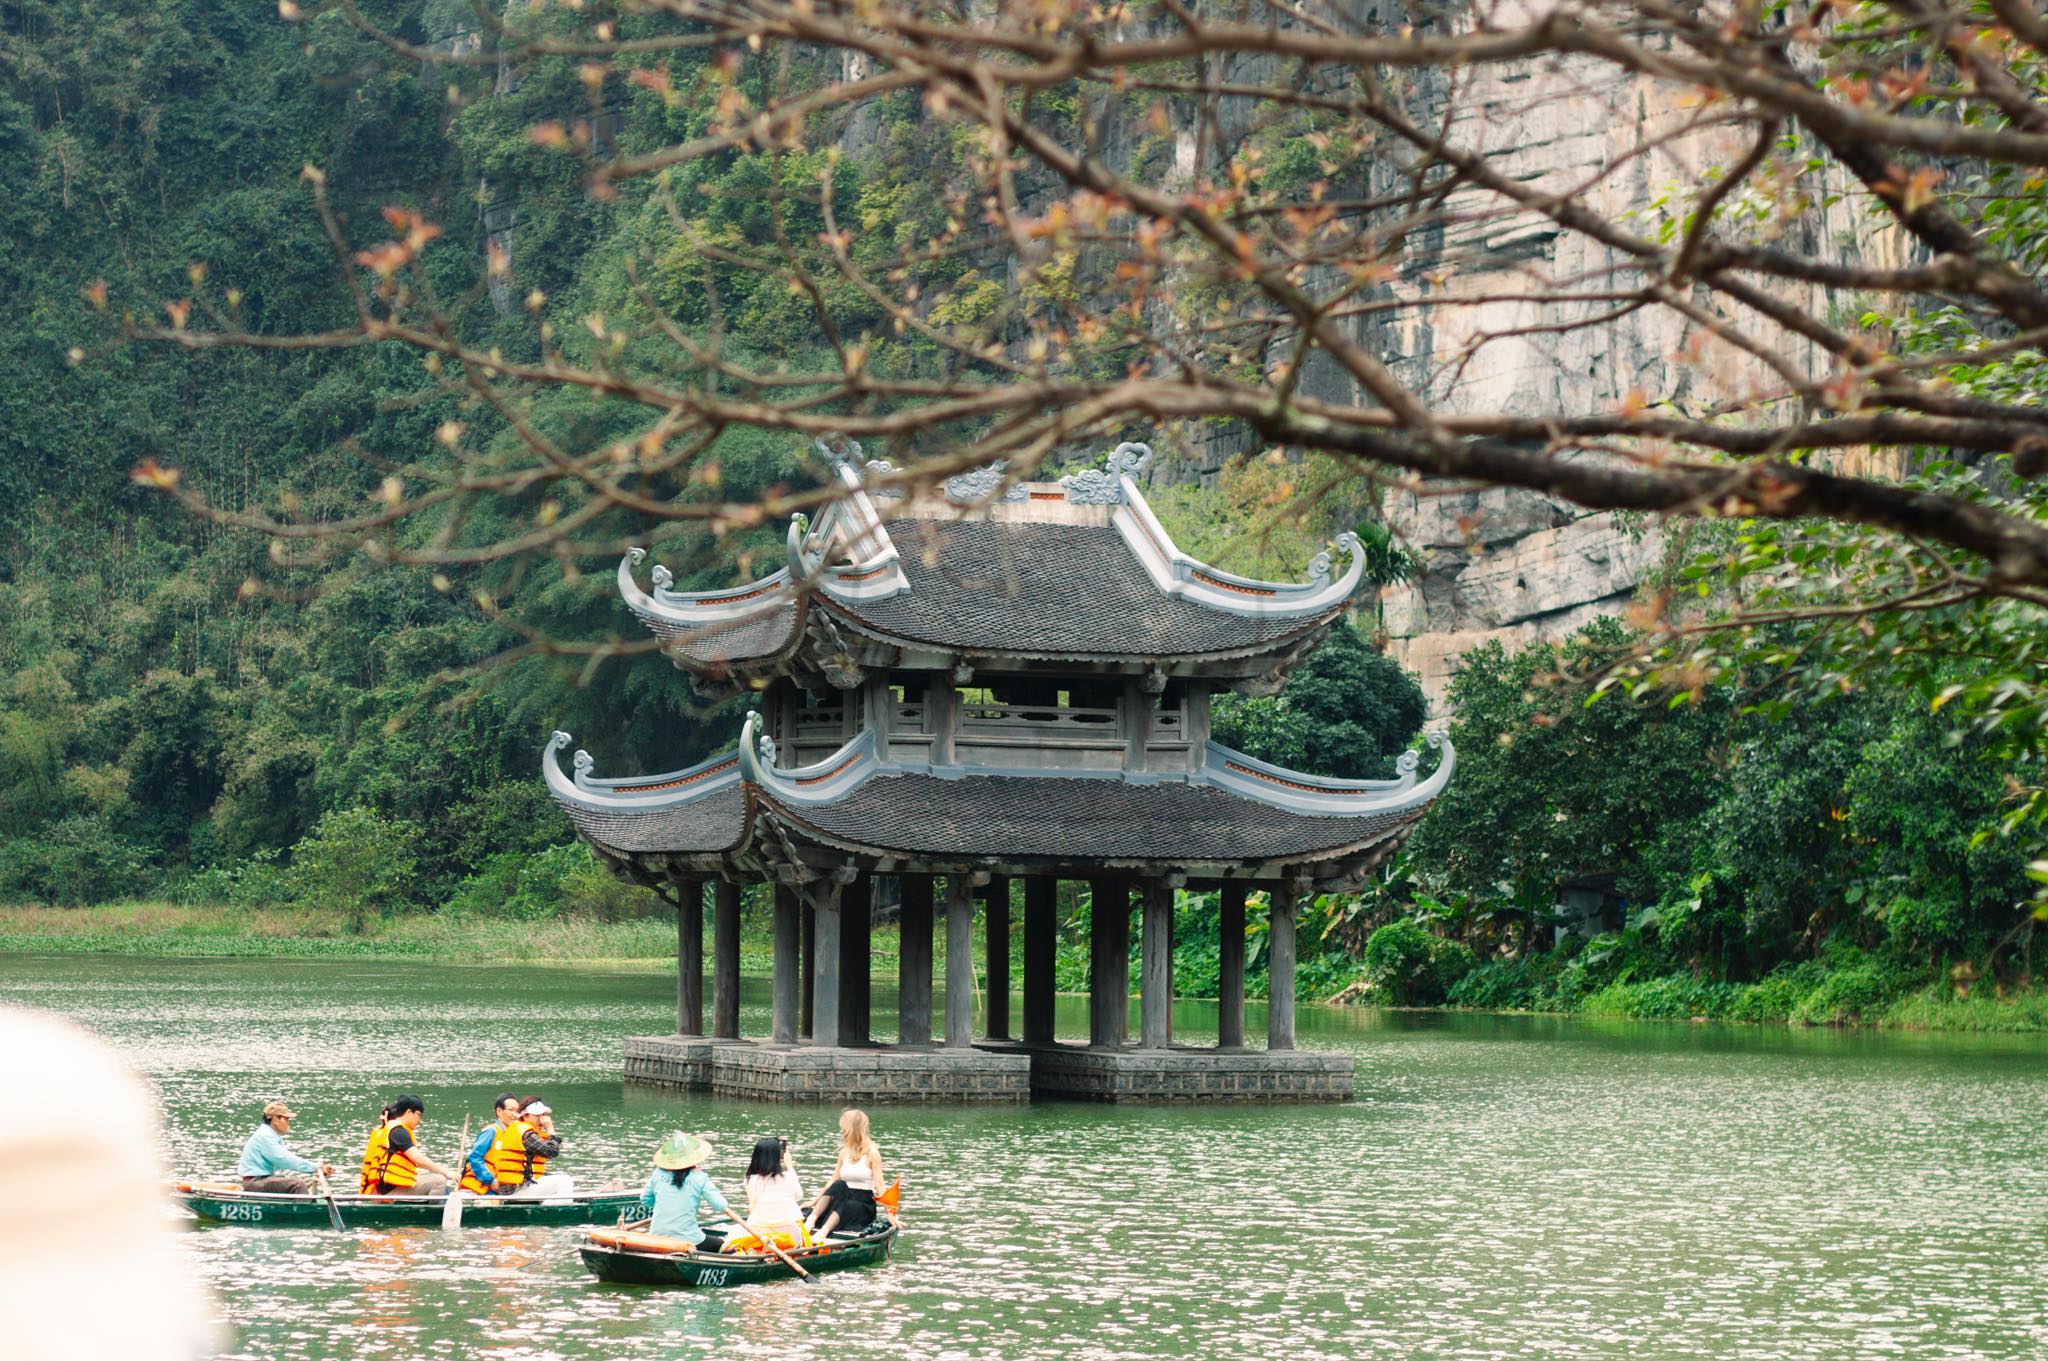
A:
[640,1132,730,1251]
[508,1096,572,1197]
[459,1093,534,1195]
[359,1094,459,1196]
[721,1136,808,1253]
[237,1100,334,1194]
[803,1108,883,1238]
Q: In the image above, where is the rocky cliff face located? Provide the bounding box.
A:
[1161,28,1884,707]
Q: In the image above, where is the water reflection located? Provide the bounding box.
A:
[4,954,2047,1359]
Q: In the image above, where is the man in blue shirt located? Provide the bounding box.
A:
[237,1101,334,1193]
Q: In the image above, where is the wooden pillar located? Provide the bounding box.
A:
[800,898,816,1039]
[1218,881,1247,1048]
[944,875,975,1047]
[1268,884,1297,1052]
[771,885,800,1045]
[1140,878,1174,1049]
[1022,876,1057,1044]
[676,877,704,1036]
[1088,877,1128,1048]
[712,879,742,1039]
[811,881,845,1048]
[898,874,934,1045]
[984,875,1011,1040]
[840,873,871,1046]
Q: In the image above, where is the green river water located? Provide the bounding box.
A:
[4,953,2045,1360]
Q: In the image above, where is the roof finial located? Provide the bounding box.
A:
[738,710,778,783]
[815,433,863,471]
[786,512,822,582]
[1309,531,1362,584]
[1061,442,1153,504]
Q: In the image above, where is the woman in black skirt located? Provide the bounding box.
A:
[804,1107,884,1237]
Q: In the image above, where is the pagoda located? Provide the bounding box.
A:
[544,443,1453,1102]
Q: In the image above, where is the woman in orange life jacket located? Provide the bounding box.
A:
[459,1093,567,1195]
[509,1096,570,1197]
[359,1095,459,1196]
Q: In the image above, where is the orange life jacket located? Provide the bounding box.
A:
[359,1119,419,1193]
[460,1120,532,1194]
[523,1122,552,1183]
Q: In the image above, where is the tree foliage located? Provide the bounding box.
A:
[1212,622,1426,779]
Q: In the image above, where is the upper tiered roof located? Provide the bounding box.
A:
[620,444,1368,692]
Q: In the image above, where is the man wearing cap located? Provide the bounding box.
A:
[237,1101,334,1194]
[508,1096,571,1197]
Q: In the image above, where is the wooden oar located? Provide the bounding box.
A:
[313,1169,346,1232]
[441,1115,470,1231]
[716,1213,812,1282]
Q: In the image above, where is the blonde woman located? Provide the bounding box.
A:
[803,1108,884,1238]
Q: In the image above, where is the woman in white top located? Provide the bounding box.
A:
[803,1108,884,1238]
[729,1136,808,1250]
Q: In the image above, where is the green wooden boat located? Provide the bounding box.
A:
[578,1217,898,1286]
[174,1181,643,1228]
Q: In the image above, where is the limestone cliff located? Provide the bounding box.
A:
[1159,30,1887,707]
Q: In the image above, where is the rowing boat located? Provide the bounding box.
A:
[578,1216,898,1286]
[173,1181,643,1228]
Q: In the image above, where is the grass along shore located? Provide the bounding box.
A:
[0,903,719,966]
[6,904,2048,1033]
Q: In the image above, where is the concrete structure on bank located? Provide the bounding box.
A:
[545,443,1452,1102]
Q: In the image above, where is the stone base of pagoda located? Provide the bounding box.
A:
[623,1036,1030,1103]
[1003,1041,1354,1103]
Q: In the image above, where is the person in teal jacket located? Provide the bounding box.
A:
[237,1100,334,1193]
[639,1132,729,1249]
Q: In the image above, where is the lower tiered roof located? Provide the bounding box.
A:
[545,720,1453,887]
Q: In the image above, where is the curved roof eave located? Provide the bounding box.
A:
[549,717,1452,836]
[811,594,1346,667]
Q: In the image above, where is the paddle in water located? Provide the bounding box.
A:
[313,1168,346,1232]
[441,1115,470,1231]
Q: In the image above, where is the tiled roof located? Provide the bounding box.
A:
[565,772,1413,863]
[630,601,800,666]
[830,520,1334,657]
[560,783,749,855]
[779,773,1417,860]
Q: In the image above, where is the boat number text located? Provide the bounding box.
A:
[218,1203,264,1222]
[698,1269,729,1285]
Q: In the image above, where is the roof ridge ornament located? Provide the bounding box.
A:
[1060,442,1153,505]
[944,461,1028,504]
[786,512,824,582]
[738,709,778,783]
[815,434,862,469]
[1309,531,1362,585]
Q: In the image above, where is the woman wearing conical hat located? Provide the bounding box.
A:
[637,1132,730,1251]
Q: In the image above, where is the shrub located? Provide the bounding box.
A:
[0,816,157,905]
[447,843,663,922]
[173,848,292,907]
[287,807,422,930]
[1791,948,1921,1025]
[1360,919,1473,1005]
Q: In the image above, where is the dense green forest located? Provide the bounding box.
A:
[0,0,2038,1025]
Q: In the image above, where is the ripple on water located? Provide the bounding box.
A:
[5,956,2048,1359]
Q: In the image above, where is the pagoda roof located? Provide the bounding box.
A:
[620,444,1367,690]
[545,718,1453,887]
